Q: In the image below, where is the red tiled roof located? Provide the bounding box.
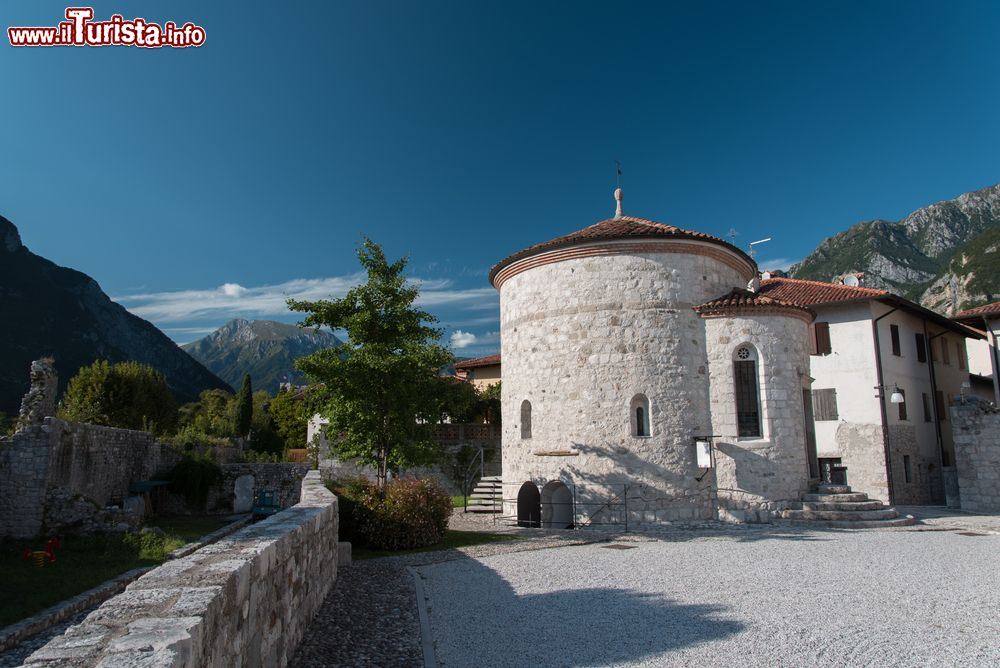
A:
[453,354,501,370]
[953,301,1000,322]
[489,216,753,284]
[757,277,889,306]
[694,289,814,318]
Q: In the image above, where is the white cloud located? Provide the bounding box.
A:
[113,273,499,325]
[221,283,246,298]
[450,330,478,349]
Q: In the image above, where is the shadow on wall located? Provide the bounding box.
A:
[419,553,744,667]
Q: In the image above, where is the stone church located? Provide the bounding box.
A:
[487,189,905,527]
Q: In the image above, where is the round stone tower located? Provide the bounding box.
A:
[489,195,771,527]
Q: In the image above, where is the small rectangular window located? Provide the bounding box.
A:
[958,341,966,370]
[915,333,927,363]
[936,391,946,422]
[890,324,901,356]
[812,388,839,421]
[941,338,950,365]
[903,455,912,484]
[922,393,932,422]
[812,322,832,356]
[897,388,907,421]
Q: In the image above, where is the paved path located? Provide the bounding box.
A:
[416,527,1000,667]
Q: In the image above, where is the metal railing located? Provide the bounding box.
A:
[462,447,486,513]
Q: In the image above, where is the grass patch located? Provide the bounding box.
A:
[0,515,231,629]
[144,515,231,544]
[353,529,519,560]
[451,495,468,508]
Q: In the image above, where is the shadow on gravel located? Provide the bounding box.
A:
[419,554,744,667]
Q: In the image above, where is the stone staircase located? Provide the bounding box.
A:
[464,475,502,513]
[776,484,915,528]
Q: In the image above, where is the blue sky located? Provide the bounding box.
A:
[2,1,999,356]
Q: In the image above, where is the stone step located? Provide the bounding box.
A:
[815,484,852,494]
[466,506,502,513]
[799,501,885,512]
[802,492,870,503]
[779,515,916,529]
[479,476,502,482]
[778,508,900,522]
[469,492,500,500]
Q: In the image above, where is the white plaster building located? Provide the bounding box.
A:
[758,277,981,506]
[483,192,982,527]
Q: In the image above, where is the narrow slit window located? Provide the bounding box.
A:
[734,345,762,439]
[890,324,901,356]
[915,333,927,363]
[520,400,532,439]
[630,394,651,437]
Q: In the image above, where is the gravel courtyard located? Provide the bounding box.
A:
[415,528,1000,667]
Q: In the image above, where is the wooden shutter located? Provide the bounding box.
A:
[915,333,927,363]
[897,389,907,421]
[936,391,946,422]
[812,388,839,421]
[813,322,832,356]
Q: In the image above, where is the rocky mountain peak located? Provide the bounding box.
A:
[1,215,24,253]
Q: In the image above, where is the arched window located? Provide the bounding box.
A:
[733,345,762,438]
[520,400,532,439]
[630,394,650,437]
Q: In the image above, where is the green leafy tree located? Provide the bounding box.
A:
[288,238,453,491]
[233,374,253,438]
[248,390,284,455]
[269,385,312,451]
[58,360,178,433]
[479,381,501,425]
[177,389,235,437]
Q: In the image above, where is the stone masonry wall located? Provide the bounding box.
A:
[951,398,1000,513]
[25,471,339,667]
[499,243,753,525]
[0,418,183,538]
[704,312,812,522]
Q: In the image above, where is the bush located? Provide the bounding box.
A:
[161,424,231,450]
[168,454,222,508]
[328,477,451,550]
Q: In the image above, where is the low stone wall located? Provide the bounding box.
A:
[25,471,339,667]
[951,399,1000,513]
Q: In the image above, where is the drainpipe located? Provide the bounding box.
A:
[983,316,1000,406]
[871,307,898,505]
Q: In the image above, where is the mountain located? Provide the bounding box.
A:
[182,319,341,393]
[0,215,232,416]
[791,182,1000,313]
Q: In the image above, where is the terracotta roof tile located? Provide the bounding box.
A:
[453,354,501,370]
[953,301,1000,322]
[757,277,888,306]
[489,216,753,284]
[694,289,814,318]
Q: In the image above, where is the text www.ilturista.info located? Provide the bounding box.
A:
[8,7,205,48]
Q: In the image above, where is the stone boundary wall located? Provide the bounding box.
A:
[951,399,1000,513]
[25,471,339,667]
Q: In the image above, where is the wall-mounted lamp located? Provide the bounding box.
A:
[875,384,905,403]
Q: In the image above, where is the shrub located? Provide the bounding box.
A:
[168,454,222,509]
[58,360,178,434]
[242,449,282,463]
[161,424,231,450]
[327,476,451,550]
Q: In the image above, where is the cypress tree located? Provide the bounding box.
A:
[234,374,253,437]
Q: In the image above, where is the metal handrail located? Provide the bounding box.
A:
[461,447,485,513]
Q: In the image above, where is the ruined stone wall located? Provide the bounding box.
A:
[704,311,813,522]
[25,471,339,667]
[499,243,753,525]
[951,399,1000,512]
[0,418,183,538]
